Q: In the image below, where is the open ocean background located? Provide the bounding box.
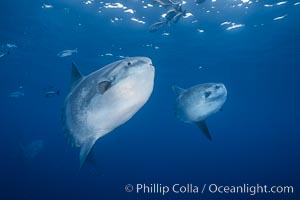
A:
[0,0,299,199]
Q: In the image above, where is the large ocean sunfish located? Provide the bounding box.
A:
[173,83,227,140]
[63,57,155,167]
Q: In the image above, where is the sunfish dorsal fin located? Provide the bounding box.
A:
[172,85,185,96]
[71,62,83,87]
[195,120,212,141]
[80,137,98,168]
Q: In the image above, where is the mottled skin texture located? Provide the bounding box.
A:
[64,57,155,166]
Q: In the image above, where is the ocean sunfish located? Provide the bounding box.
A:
[173,83,227,140]
[63,57,155,167]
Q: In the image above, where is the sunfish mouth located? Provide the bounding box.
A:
[207,94,226,102]
[129,57,154,69]
[140,57,155,70]
[150,63,155,70]
[207,84,227,102]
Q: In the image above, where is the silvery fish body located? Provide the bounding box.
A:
[57,48,78,57]
[173,83,227,140]
[165,9,178,22]
[63,57,155,166]
[153,0,176,8]
[44,90,60,97]
[9,91,25,98]
[0,53,6,58]
[149,21,164,32]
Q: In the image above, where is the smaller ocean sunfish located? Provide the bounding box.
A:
[173,83,227,140]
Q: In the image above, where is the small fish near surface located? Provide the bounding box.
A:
[195,0,206,5]
[172,7,186,23]
[167,3,186,24]
[149,21,165,32]
[63,57,155,167]
[153,0,178,8]
[173,83,227,140]
[165,8,178,23]
[6,44,17,48]
[0,52,6,58]
[0,43,16,58]
[57,48,78,57]
[149,0,186,32]
[149,3,186,32]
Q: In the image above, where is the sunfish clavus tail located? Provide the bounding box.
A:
[63,57,155,167]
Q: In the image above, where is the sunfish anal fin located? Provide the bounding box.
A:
[71,62,83,88]
[85,146,97,166]
[80,137,98,168]
[97,81,112,94]
[195,120,212,141]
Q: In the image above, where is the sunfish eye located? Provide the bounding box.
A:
[127,61,132,66]
[215,85,220,89]
[205,91,212,98]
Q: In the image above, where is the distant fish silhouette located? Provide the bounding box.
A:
[57,48,78,57]
[0,52,6,58]
[43,86,60,97]
[195,0,206,5]
[149,21,164,32]
[6,44,17,48]
[153,0,178,8]
[9,91,25,98]
[44,90,60,97]
[0,43,16,58]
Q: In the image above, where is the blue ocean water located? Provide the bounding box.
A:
[0,0,299,199]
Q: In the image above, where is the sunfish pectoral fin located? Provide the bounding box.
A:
[79,137,98,168]
[71,62,83,88]
[172,85,185,96]
[97,80,112,94]
[195,120,212,141]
